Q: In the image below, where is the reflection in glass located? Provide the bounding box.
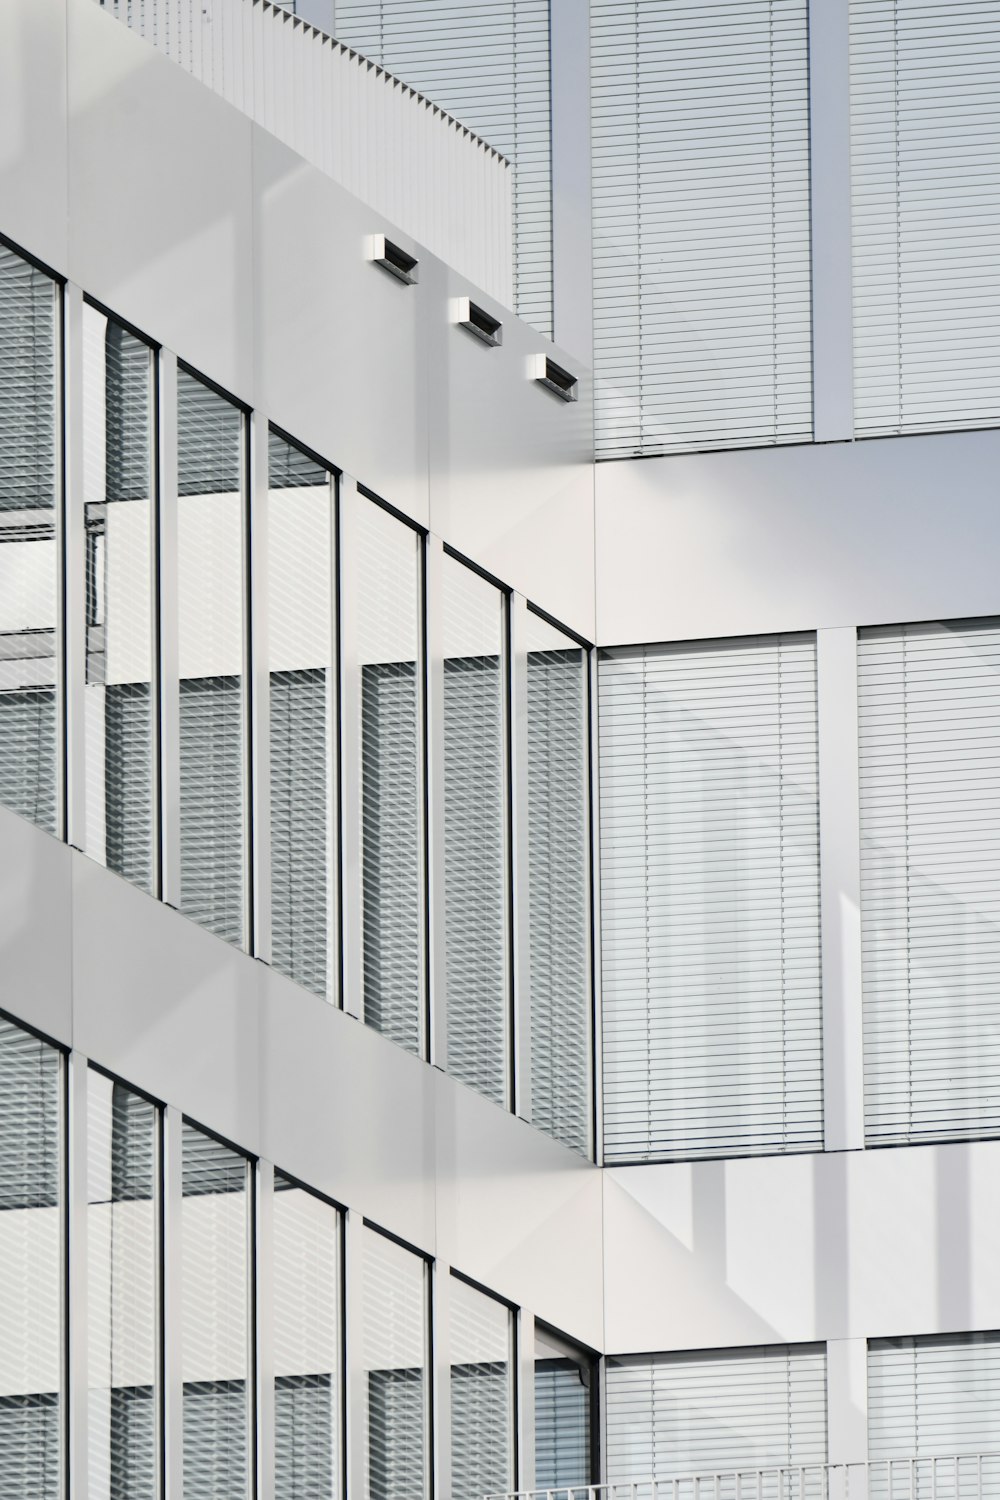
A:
[0,1015,62,1495]
[449,1276,512,1500]
[87,1071,158,1500]
[345,490,423,1050]
[0,244,59,833]
[525,611,590,1154]
[441,554,508,1104]
[362,1226,427,1500]
[181,1121,249,1500]
[267,433,335,997]
[82,307,156,891]
[177,370,246,946]
[273,1174,341,1499]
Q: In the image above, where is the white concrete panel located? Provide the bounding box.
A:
[429,266,596,640]
[595,429,1000,646]
[0,806,73,1047]
[434,1079,603,1352]
[71,849,263,1153]
[0,0,68,273]
[252,126,430,526]
[67,0,255,402]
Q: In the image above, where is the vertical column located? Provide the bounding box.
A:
[517,1310,536,1495]
[250,416,272,965]
[589,647,605,1165]
[549,0,595,365]
[339,477,364,1021]
[425,536,447,1072]
[809,0,855,442]
[162,1104,184,1500]
[255,1159,276,1500]
[63,285,86,853]
[67,1052,89,1500]
[432,1262,453,1500]
[827,1336,869,1500]
[158,354,182,911]
[509,595,532,1123]
[818,627,866,1152]
[344,1210,368,1500]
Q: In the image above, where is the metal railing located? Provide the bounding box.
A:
[487,1456,1000,1500]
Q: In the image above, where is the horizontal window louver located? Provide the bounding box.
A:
[535,1360,590,1492]
[177,368,242,498]
[0,688,57,836]
[449,1278,511,1500]
[270,669,329,999]
[105,321,153,504]
[859,618,1000,1145]
[598,634,823,1163]
[606,1345,827,1487]
[363,1227,427,1500]
[0,1017,62,1498]
[590,0,813,457]
[869,1333,1000,1500]
[105,683,154,894]
[180,676,244,947]
[334,0,553,336]
[276,1375,335,1500]
[526,630,590,1156]
[850,2,1000,437]
[0,242,57,511]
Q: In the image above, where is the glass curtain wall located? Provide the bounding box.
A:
[361,1225,429,1500]
[534,1325,593,1496]
[82,305,157,892]
[273,1173,341,1499]
[266,432,335,998]
[441,553,509,1105]
[0,242,60,834]
[176,369,247,947]
[87,1071,159,1500]
[449,1276,513,1500]
[524,610,590,1154]
[181,1121,250,1500]
[342,487,424,1051]
[0,1015,63,1496]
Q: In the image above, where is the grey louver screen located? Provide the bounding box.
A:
[606,1345,827,1483]
[0,688,57,835]
[177,369,242,497]
[105,321,153,503]
[598,634,823,1163]
[276,1375,335,1500]
[0,1014,60,1210]
[869,1333,1000,1495]
[107,1388,155,1500]
[179,676,244,947]
[590,0,812,458]
[270,668,329,998]
[535,1360,590,1492]
[859,619,1000,1145]
[368,1369,424,1500]
[363,1226,427,1500]
[105,682,153,892]
[0,1394,59,1499]
[362,660,421,1050]
[182,1382,248,1500]
[0,241,57,510]
[451,1362,509,1500]
[851,2,1000,437]
[334,0,553,336]
[526,633,590,1155]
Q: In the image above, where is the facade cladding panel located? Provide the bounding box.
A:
[590,0,813,457]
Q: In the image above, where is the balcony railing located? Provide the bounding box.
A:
[488,1456,1000,1500]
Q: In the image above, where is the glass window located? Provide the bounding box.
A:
[525,610,590,1154]
[266,432,336,998]
[87,1071,159,1500]
[343,489,423,1051]
[0,1015,62,1496]
[441,554,508,1105]
[534,1325,593,1495]
[181,1121,250,1500]
[176,369,246,947]
[273,1173,341,1499]
[362,1226,428,1500]
[0,243,60,834]
[82,306,156,892]
[449,1276,513,1500]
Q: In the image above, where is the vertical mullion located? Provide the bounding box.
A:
[501,586,514,1114]
[242,410,255,957]
[432,1262,451,1500]
[255,1159,275,1500]
[344,1210,368,1500]
[517,1309,535,1495]
[250,417,272,965]
[416,526,429,1060]
[158,354,181,911]
[339,477,364,1021]
[330,470,342,1008]
[425,535,447,1073]
[67,1052,89,1500]
[509,594,532,1124]
[63,285,86,854]
[589,646,605,1167]
[162,1104,184,1500]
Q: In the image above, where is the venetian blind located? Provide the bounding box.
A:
[851,1,1000,436]
[363,1226,427,1500]
[449,1278,511,1500]
[859,618,1000,1145]
[591,0,813,457]
[334,0,553,335]
[598,633,823,1163]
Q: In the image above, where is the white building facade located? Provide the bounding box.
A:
[2,1,1000,1498]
